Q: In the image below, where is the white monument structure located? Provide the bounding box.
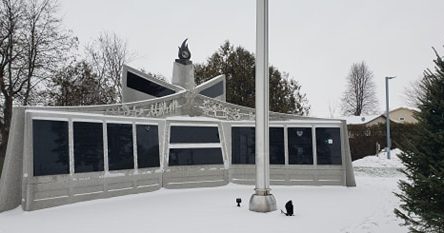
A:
[0,38,355,212]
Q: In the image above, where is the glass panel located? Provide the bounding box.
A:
[269,127,285,164]
[73,122,104,173]
[107,123,134,170]
[33,120,69,176]
[199,81,224,98]
[316,128,342,165]
[170,126,220,143]
[288,128,313,164]
[168,148,223,166]
[127,71,175,97]
[231,127,255,164]
[136,125,160,168]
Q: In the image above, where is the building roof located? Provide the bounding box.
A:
[342,106,420,125]
[343,115,384,125]
[390,106,420,113]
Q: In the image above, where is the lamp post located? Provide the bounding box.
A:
[249,0,277,212]
[385,76,395,159]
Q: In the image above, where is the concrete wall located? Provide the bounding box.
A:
[230,165,345,186]
[0,107,355,212]
[0,108,25,212]
[23,168,162,210]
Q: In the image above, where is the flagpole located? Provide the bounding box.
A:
[249,0,277,213]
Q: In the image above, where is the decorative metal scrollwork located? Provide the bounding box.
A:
[105,100,180,118]
[199,100,254,120]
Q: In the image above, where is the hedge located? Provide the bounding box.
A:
[347,122,418,161]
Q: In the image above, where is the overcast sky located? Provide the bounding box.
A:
[58,0,444,117]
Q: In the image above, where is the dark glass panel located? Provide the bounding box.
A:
[231,127,255,164]
[127,71,175,97]
[107,123,134,170]
[288,128,313,164]
[269,127,285,164]
[136,125,160,168]
[33,120,69,176]
[199,81,224,98]
[168,148,223,166]
[170,126,220,143]
[74,122,104,173]
[316,128,342,165]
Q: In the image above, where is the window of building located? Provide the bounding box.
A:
[126,71,175,97]
[231,127,255,164]
[231,127,284,164]
[270,127,285,164]
[168,125,223,166]
[33,120,69,176]
[136,125,160,168]
[169,148,223,166]
[288,127,313,164]
[74,122,104,173]
[107,123,134,170]
[199,81,224,98]
[170,126,220,143]
[316,128,342,165]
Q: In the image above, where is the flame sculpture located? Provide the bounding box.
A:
[176,39,191,65]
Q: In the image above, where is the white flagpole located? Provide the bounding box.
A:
[249,0,277,213]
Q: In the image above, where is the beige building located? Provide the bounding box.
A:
[344,107,419,127]
[389,107,419,124]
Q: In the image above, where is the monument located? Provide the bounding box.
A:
[0,38,356,212]
[172,39,195,90]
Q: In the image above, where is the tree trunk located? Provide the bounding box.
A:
[0,95,13,160]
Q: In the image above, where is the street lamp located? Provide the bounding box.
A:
[385,76,396,159]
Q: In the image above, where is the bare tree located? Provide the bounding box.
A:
[403,47,441,109]
[85,32,131,103]
[328,100,339,118]
[341,61,378,116]
[0,0,23,159]
[20,0,76,105]
[403,78,423,108]
[0,0,74,158]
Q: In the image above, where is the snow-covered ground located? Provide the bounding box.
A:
[0,150,408,233]
[353,148,404,168]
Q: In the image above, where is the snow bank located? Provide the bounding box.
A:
[353,149,404,168]
[0,176,408,233]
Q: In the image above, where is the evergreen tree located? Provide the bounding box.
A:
[394,47,444,233]
[46,61,114,106]
[195,41,310,115]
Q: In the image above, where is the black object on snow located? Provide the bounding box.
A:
[236,198,242,207]
[281,200,294,216]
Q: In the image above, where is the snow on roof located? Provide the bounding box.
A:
[390,106,420,113]
[342,106,420,125]
[343,115,383,125]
